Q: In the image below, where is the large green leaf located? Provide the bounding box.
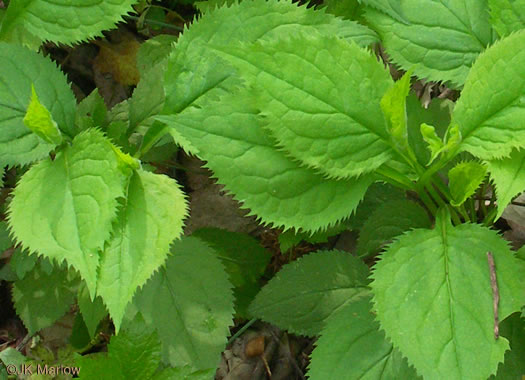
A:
[156,95,374,233]
[13,262,78,334]
[0,42,76,167]
[97,169,187,332]
[453,30,525,160]
[371,213,525,379]
[347,182,407,230]
[77,315,162,380]
[307,296,420,380]
[8,129,128,296]
[249,250,370,336]
[356,199,430,257]
[178,0,378,52]
[489,0,525,36]
[134,236,234,369]
[362,0,493,86]
[192,228,271,317]
[487,149,525,219]
[164,0,379,120]
[210,35,395,179]
[0,0,137,45]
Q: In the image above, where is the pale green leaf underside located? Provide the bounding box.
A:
[0,0,137,45]
[453,30,525,159]
[8,129,127,296]
[249,250,370,336]
[356,199,430,257]
[0,42,76,167]
[487,149,525,219]
[489,0,525,36]
[134,237,234,369]
[371,217,525,380]
[448,161,487,206]
[97,169,188,332]
[307,297,420,380]
[211,35,394,179]
[13,264,77,334]
[363,0,493,86]
[157,94,374,233]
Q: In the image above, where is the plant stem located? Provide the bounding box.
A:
[467,197,477,222]
[375,166,417,191]
[448,205,462,225]
[227,318,257,345]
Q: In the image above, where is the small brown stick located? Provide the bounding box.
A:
[487,252,499,339]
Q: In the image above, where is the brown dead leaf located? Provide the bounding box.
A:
[93,35,141,86]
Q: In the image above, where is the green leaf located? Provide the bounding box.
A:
[381,70,412,152]
[453,30,525,160]
[9,248,37,280]
[136,35,177,76]
[8,128,128,296]
[134,236,234,369]
[307,296,420,380]
[406,94,452,166]
[129,62,166,134]
[278,221,351,253]
[363,0,493,86]
[0,0,137,45]
[489,0,525,37]
[78,283,107,338]
[249,250,370,336]
[97,169,187,332]
[420,123,444,164]
[194,0,236,14]
[0,347,28,369]
[0,42,76,167]
[178,0,378,52]
[448,161,487,207]
[77,314,162,380]
[158,366,216,380]
[371,214,525,380]
[191,228,271,317]
[23,84,63,145]
[487,150,525,219]
[0,221,12,252]
[164,0,379,119]
[211,35,394,179]
[13,263,78,334]
[157,94,374,233]
[76,89,108,132]
[347,182,407,230]
[322,0,362,20]
[356,199,430,257]
[492,313,525,379]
